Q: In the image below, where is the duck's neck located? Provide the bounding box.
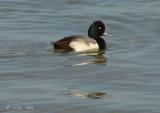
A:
[95,38,106,50]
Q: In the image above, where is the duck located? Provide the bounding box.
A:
[50,20,107,52]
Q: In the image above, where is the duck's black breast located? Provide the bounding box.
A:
[95,38,106,50]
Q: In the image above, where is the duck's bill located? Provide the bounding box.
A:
[103,32,112,37]
[103,32,107,36]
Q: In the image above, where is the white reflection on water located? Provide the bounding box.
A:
[59,51,108,66]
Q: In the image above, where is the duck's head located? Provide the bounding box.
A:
[88,20,107,39]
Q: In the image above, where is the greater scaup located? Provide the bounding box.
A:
[50,20,107,52]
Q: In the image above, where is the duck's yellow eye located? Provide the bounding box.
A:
[98,27,102,30]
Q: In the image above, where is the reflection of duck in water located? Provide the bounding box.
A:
[51,20,108,52]
[72,51,107,66]
[62,88,106,99]
[92,52,107,65]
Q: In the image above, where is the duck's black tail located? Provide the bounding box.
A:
[50,41,54,45]
[50,41,60,49]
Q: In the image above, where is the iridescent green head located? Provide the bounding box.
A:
[88,20,107,39]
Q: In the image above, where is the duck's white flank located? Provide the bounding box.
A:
[69,39,99,52]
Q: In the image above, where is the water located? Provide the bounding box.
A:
[0,0,160,113]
